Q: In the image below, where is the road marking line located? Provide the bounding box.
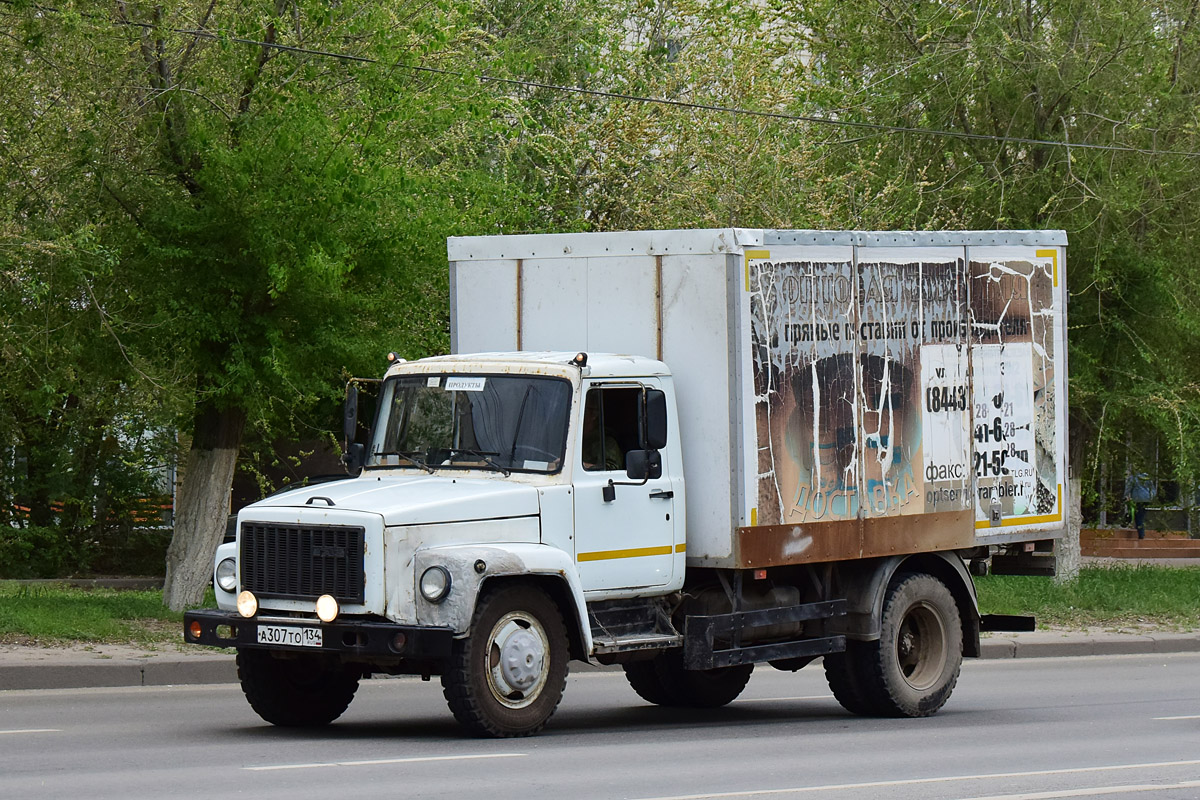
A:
[246,753,526,771]
[0,729,61,735]
[963,780,1200,799]
[628,759,1200,800]
[1155,714,1200,720]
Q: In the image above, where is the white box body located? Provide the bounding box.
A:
[449,229,1069,568]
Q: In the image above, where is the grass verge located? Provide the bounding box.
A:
[976,565,1200,631]
[0,582,188,646]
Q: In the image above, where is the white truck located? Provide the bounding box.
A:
[184,228,1069,737]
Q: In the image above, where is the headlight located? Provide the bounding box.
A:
[419,566,452,603]
[236,590,258,618]
[315,594,339,623]
[215,558,237,593]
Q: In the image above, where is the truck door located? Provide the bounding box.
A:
[573,383,678,592]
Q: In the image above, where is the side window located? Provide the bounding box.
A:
[581,387,640,472]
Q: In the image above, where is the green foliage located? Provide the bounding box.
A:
[2,0,601,581]
[0,525,170,580]
[551,0,833,229]
[977,566,1200,629]
[5,0,1200,568]
[0,528,78,579]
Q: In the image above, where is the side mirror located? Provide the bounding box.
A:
[343,442,366,475]
[643,389,668,450]
[625,449,662,481]
[343,384,359,445]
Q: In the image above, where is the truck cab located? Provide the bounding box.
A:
[185,351,692,737]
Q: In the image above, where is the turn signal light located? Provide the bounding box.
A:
[188,620,203,640]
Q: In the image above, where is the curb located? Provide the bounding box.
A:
[3,632,1199,691]
[0,653,238,691]
[979,630,1200,659]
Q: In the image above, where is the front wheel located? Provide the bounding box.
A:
[237,649,360,727]
[441,584,569,738]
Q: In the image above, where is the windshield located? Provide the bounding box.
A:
[366,373,572,473]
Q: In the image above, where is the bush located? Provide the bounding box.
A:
[0,525,169,579]
[88,528,170,576]
[0,526,82,578]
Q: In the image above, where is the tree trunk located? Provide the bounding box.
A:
[1054,476,1082,584]
[162,403,246,611]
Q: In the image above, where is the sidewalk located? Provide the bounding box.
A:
[2,629,1198,691]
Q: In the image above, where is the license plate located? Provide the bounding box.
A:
[256,624,322,648]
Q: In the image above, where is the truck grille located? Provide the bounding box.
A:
[240,522,365,604]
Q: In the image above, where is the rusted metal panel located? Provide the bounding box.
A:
[735,510,975,568]
[857,509,976,558]
[738,517,862,566]
[744,238,1064,563]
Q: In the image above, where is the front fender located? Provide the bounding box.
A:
[413,543,591,653]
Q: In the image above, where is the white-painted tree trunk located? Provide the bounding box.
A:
[163,406,245,611]
[1054,476,1082,583]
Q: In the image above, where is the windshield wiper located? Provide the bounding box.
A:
[449,449,511,477]
[369,450,435,473]
[508,386,533,465]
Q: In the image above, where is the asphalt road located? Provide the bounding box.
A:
[2,653,1198,800]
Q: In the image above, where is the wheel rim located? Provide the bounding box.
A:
[485,611,549,709]
[894,600,947,691]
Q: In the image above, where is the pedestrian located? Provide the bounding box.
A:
[1125,472,1154,539]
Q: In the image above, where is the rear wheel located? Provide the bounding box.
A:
[237,649,359,727]
[441,585,569,738]
[827,573,962,717]
[823,643,874,715]
[623,659,679,706]
[623,652,753,708]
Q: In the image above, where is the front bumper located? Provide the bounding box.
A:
[183,608,454,661]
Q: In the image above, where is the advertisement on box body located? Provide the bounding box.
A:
[749,246,1059,532]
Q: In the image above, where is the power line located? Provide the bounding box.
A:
[9,1,1200,158]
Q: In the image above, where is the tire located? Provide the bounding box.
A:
[623,659,680,706]
[623,652,753,708]
[237,648,359,727]
[831,573,963,718]
[823,643,875,715]
[441,585,569,738]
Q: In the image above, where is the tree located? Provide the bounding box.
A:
[552,0,835,230]
[3,0,585,607]
[0,12,186,573]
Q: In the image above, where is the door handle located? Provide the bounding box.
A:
[649,490,674,500]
